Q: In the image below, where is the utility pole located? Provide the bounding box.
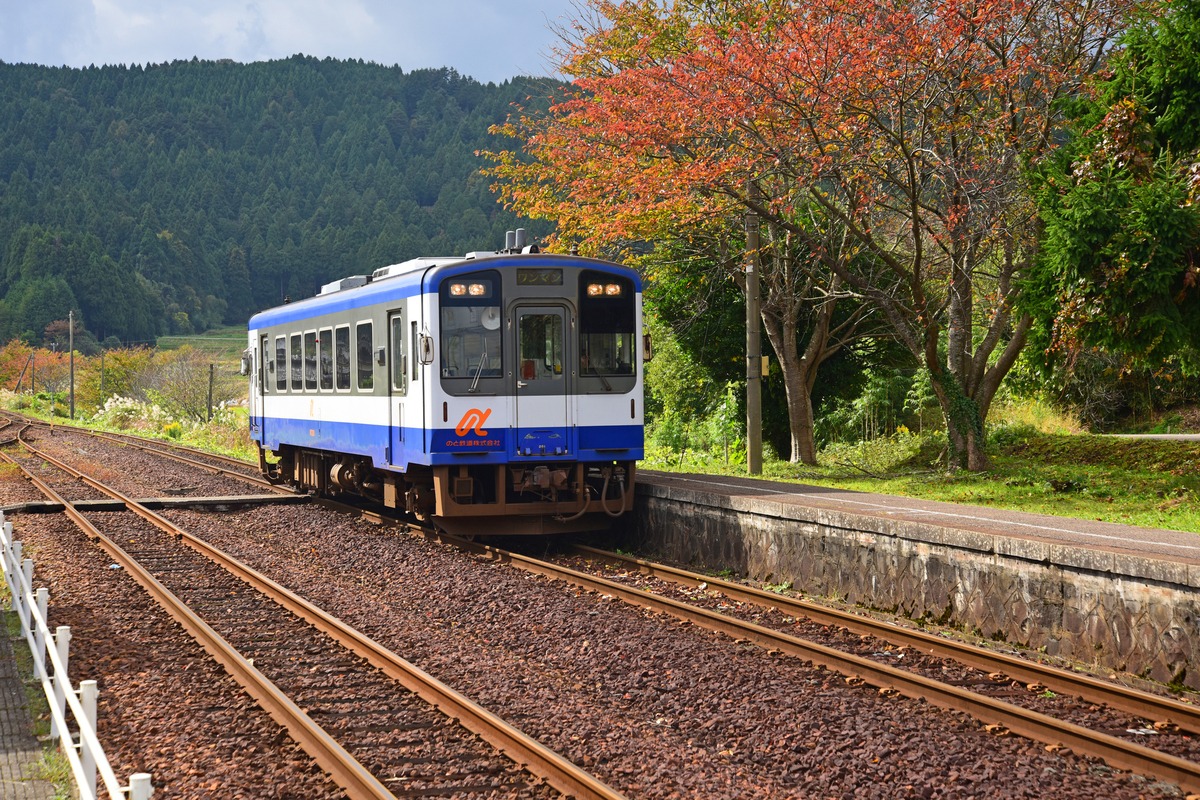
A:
[208,363,215,422]
[69,310,75,420]
[745,180,763,475]
[49,343,56,418]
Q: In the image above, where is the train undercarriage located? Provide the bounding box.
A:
[260,445,635,536]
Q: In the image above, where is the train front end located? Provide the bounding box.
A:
[422,251,645,535]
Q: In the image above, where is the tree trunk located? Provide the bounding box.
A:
[926,356,982,470]
[760,297,833,467]
[782,363,818,464]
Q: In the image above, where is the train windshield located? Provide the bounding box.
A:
[440,270,503,393]
[579,270,636,386]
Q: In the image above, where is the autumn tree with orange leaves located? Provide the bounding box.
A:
[489,0,1136,469]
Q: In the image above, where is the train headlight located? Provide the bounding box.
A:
[468,282,488,297]
[449,282,467,296]
[605,283,622,296]
[587,283,604,296]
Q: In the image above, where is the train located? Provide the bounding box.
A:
[245,231,645,535]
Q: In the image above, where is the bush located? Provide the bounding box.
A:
[646,382,745,466]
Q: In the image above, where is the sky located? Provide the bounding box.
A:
[0,0,584,84]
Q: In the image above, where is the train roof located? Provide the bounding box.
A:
[248,250,641,330]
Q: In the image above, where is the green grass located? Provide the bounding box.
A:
[2,591,73,798]
[155,325,247,362]
[646,430,1200,533]
[2,394,259,464]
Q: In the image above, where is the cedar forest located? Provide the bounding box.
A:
[0,56,553,346]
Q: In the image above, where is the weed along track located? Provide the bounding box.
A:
[0,415,1196,797]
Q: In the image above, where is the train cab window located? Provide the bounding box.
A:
[290,334,303,391]
[304,331,318,390]
[319,328,334,390]
[356,322,373,391]
[275,337,287,392]
[335,326,351,390]
[579,270,637,392]
[440,270,502,394]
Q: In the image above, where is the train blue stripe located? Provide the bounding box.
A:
[257,416,643,469]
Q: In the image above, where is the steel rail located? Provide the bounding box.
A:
[570,544,1200,735]
[1,441,399,800]
[419,531,1200,795]
[11,434,626,800]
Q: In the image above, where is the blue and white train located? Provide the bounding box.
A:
[246,232,645,535]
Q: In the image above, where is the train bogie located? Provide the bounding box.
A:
[246,238,644,535]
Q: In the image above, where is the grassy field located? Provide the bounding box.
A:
[155,326,248,363]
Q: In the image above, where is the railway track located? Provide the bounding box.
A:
[564,545,1200,736]
[5,413,281,492]
[415,532,1200,794]
[0,422,626,800]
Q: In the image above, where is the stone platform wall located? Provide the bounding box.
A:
[619,483,1200,690]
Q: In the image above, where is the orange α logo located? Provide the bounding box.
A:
[455,408,492,437]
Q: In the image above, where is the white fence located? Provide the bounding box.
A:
[1,512,153,799]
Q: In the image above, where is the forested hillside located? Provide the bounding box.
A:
[0,56,554,347]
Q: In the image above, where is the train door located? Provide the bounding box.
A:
[514,305,571,456]
[387,310,406,465]
[253,334,267,440]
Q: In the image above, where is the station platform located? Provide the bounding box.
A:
[640,470,1200,571]
[633,470,1200,688]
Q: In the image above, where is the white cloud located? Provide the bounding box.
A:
[0,0,575,81]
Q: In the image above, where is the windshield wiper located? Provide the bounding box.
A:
[469,342,487,393]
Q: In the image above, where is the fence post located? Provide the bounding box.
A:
[2,538,22,618]
[50,626,70,741]
[129,772,153,799]
[33,587,49,664]
[2,523,15,590]
[21,557,33,629]
[79,680,98,798]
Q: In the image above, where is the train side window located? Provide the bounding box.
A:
[356,322,374,390]
[334,326,351,391]
[290,333,302,391]
[275,337,287,392]
[319,328,334,390]
[304,331,317,390]
[391,315,406,394]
